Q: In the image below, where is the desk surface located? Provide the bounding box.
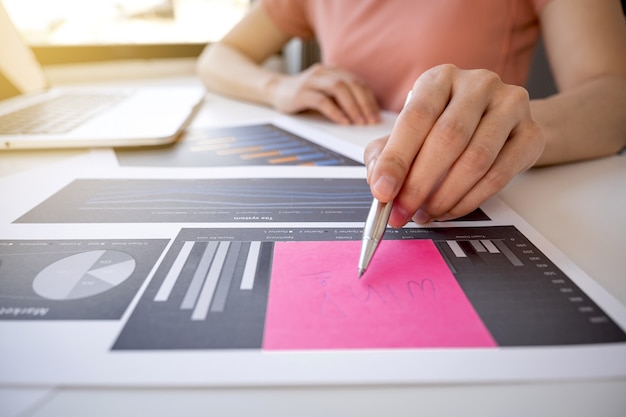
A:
[1,75,625,417]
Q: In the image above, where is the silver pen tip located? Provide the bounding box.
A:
[358,268,365,279]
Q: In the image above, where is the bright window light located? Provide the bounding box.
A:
[2,0,250,45]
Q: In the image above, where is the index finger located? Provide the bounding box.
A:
[369,69,453,203]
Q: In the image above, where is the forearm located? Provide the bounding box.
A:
[532,75,626,166]
[196,42,285,107]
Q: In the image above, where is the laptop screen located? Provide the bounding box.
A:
[0,72,22,101]
[0,2,48,101]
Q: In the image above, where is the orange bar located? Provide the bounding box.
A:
[241,151,280,160]
[217,146,262,155]
[269,156,298,164]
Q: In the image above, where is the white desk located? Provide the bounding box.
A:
[1,75,625,417]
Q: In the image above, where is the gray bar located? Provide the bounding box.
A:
[470,240,487,252]
[192,241,231,321]
[446,240,466,258]
[210,242,242,312]
[154,241,194,302]
[494,240,524,266]
[240,241,261,290]
[180,241,218,310]
[480,239,500,254]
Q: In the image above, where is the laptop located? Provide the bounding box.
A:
[0,3,205,150]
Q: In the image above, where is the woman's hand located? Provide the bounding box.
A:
[364,64,545,227]
[269,63,381,125]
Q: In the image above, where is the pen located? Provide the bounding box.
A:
[357,90,413,278]
[358,198,393,278]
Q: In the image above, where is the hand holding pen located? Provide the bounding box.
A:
[360,65,544,276]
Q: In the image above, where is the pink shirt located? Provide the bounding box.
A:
[262,0,551,112]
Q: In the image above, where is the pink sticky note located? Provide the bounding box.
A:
[263,240,496,350]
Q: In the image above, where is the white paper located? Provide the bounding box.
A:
[0,118,625,387]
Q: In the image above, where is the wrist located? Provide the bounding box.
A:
[261,73,287,109]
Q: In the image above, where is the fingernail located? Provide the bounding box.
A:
[372,175,396,200]
[412,209,431,224]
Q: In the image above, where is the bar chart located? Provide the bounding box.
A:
[113,226,626,350]
[115,124,362,167]
[443,238,524,269]
[114,234,273,349]
[154,240,266,320]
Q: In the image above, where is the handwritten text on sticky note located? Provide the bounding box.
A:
[263,240,496,350]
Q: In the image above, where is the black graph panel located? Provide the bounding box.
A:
[113,227,626,350]
[15,178,490,224]
[114,237,272,349]
[0,239,168,320]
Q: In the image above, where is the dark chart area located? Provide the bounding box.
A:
[112,226,626,350]
[115,124,363,167]
[0,239,168,320]
[15,178,489,224]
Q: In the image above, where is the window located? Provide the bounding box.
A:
[2,0,251,63]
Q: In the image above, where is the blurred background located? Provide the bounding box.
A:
[3,0,624,97]
[2,0,251,64]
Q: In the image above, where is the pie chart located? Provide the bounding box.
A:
[33,250,136,300]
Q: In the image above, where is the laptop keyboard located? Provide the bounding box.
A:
[0,93,127,134]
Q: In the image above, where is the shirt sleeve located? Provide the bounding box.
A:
[260,0,315,40]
